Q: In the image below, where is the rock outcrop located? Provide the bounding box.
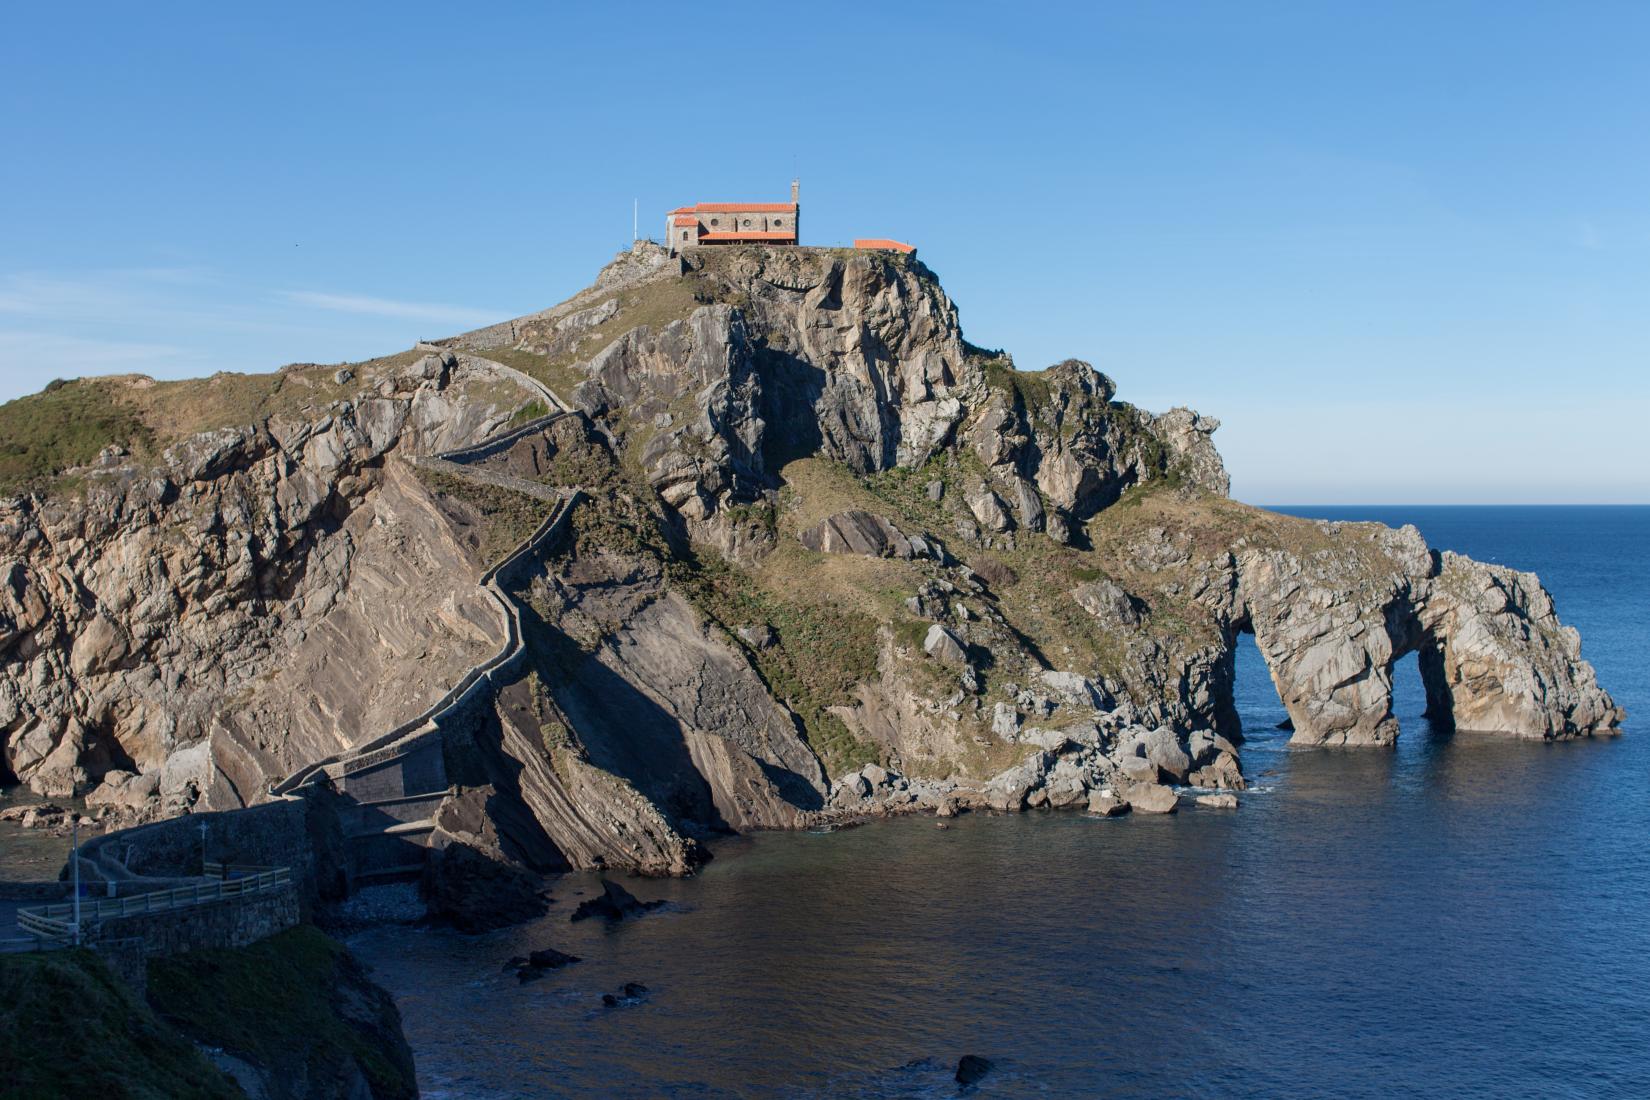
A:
[0,352,525,805]
[1,242,1621,888]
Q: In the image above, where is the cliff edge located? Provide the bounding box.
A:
[0,242,1621,878]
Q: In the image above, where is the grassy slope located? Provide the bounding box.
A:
[482,271,713,402]
[0,379,155,496]
[0,949,240,1100]
[410,464,557,567]
[0,350,426,496]
[147,925,417,1100]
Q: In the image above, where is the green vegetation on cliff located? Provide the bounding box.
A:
[670,550,885,777]
[0,927,417,1100]
[0,379,155,495]
[0,948,240,1100]
[0,351,427,497]
[414,464,558,567]
[148,926,418,1100]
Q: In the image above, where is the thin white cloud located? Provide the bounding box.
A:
[278,290,503,328]
[0,329,208,401]
[0,274,133,316]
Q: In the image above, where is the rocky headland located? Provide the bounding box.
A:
[0,242,1622,889]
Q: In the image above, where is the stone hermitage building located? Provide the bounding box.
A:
[666,181,917,257]
[667,180,799,252]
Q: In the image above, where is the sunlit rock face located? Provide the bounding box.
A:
[1,243,1619,877]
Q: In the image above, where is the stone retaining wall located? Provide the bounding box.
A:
[86,888,300,997]
[75,797,342,909]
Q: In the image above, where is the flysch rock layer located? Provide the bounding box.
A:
[0,242,1622,879]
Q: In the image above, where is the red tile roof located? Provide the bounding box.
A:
[688,202,796,213]
[671,215,698,227]
[699,231,798,241]
[853,238,916,254]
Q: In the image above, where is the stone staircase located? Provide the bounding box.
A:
[269,357,583,889]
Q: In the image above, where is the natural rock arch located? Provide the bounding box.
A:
[1207,528,1620,746]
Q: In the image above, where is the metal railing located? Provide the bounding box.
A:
[15,865,292,942]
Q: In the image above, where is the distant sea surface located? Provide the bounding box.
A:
[351,506,1650,1099]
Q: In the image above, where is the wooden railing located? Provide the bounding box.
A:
[15,865,292,942]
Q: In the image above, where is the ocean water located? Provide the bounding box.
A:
[349,506,1650,1099]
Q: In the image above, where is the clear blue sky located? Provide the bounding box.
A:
[3,1,1647,503]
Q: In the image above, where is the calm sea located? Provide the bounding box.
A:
[350,506,1650,1099]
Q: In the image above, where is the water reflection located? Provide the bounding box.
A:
[351,509,1650,1099]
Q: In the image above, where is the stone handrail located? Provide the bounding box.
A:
[17,866,293,941]
[271,411,583,796]
[418,343,569,414]
[431,411,571,466]
[406,455,564,502]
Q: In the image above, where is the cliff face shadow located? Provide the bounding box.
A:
[517,604,734,838]
[756,756,825,814]
[756,347,826,471]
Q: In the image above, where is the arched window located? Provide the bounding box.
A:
[681,231,688,240]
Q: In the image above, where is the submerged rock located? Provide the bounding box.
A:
[570,879,665,923]
[955,1054,994,1086]
[601,981,650,1007]
[507,947,582,983]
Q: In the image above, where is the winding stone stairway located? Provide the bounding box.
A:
[270,356,581,888]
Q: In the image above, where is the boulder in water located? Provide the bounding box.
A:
[570,878,665,923]
[1086,789,1130,816]
[1121,781,1179,814]
[601,981,650,1007]
[505,946,582,983]
[955,1054,994,1086]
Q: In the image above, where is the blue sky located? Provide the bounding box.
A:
[3,1,1647,503]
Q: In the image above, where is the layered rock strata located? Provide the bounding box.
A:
[0,242,1621,881]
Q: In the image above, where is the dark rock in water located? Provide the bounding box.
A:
[529,948,581,969]
[955,1054,993,1086]
[571,878,665,923]
[505,946,581,984]
[601,981,650,1007]
[424,842,548,933]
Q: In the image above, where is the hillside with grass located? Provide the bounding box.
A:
[0,242,1618,880]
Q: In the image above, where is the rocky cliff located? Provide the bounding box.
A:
[0,242,1622,878]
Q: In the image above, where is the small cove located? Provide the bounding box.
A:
[351,506,1650,1098]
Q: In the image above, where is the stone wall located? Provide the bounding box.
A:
[86,888,300,997]
[75,795,348,911]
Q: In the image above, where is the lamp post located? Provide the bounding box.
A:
[70,816,81,947]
